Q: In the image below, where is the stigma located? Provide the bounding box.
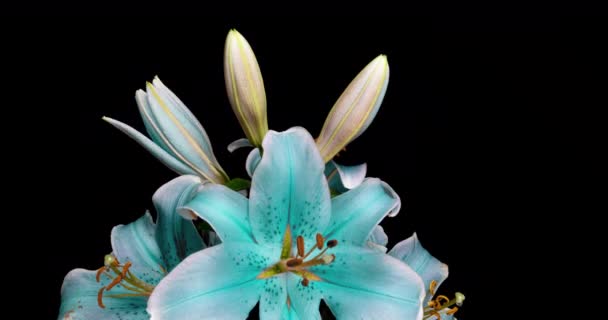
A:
[258,227,338,287]
[95,254,157,309]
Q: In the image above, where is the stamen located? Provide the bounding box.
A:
[286,258,303,267]
[423,291,465,320]
[95,254,156,309]
[96,267,106,283]
[429,280,438,296]
[97,287,106,309]
[315,233,324,249]
[326,239,338,248]
[297,236,305,257]
[436,295,450,305]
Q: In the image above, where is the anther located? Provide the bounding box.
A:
[286,258,303,267]
[429,279,438,296]
[315,233,324,249]
[297,236,305,257]
[301,278,309,287]
[326,239,338,248]
[97,287,106,309]
[96,267,106,283]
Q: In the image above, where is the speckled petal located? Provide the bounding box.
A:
[314,245,424,320]
[58,268,149,320]
[325,178,400,246]
[249,127,331,246]
[147,243,276,319]
[110,213,164,284]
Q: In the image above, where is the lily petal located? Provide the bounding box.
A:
[224,30,268,147]
[58,269,149,320]
[388,233,449,303]
[281,305,301,320]
[259,274,288,319]
[314,245,424,320]
[317,55,389,162]
[110,213,164,283]
[325,161,367,192]
[325,178,400,246]
[182,184,254,243]
[249,127,331,246]
[102,117,198,176]
[367,225,389,253]
[152,175,205,272]
[286,273,322,320]
[142,79,228,183]
[147,243,274,319]
[245,147,262,177]
[227,138,253,153]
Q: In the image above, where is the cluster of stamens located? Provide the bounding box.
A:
[95,254,157,309]
[422,280,465,320]
[258,228,338,287]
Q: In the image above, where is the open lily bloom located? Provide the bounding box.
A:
[104,78,229,184]
[388,233,464,319]
[58,176,210,320]
[148,127,425,320]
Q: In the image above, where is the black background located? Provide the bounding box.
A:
[3,14,592,319]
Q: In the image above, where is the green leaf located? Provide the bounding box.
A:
[226,178,251,191]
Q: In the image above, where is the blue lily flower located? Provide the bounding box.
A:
[58,176,212,320]
[387,233,465,319]
[147,127,425,320]
[103,77,229,184]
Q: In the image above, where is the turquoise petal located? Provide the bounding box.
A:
[149,77,219,166]
[228,137,253,153]
[153,175,205,272]
[249,127,331,246]
[58,268,149,320]
[325,161,367,192]
[110,213,164,284]
[147,243,272,319]
[286,273,322,320]
[102,117,197,176]
[388,233,449,304]
[325,178,400,246]
[182,184,254,243]
[259,274,288,320]
[367,225,389,253]
[246,148,261,177]
[280,305,301,320]
[142,79,227,183]
[314,245,424,320]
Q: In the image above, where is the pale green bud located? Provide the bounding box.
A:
[224,29,268,147]
[317,55,389,162]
